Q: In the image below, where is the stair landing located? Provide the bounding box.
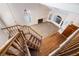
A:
[38,32,66,56]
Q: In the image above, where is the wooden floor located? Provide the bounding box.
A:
[38,32,66,56]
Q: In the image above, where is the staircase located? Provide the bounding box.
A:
[56,35,79,56]
[1,25,23,38]
[26,33,41,50]
[1,25,42,56]
[53,24,79,56]
[0,31,31,56]
[1,24,79,56]
[38,32,66,56]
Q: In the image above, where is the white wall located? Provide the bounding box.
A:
[47,7,79,27]
[43,3,79,14]
[49,8,68,21]
[0,29,9,47]
[0,3,49,26]
[0,19,9,47]
[0,3,16,26]
[67,13,79,26]
[7,3,49,25]
[0,4,14,46]
[43,3,79,27]
[45,5,79,33]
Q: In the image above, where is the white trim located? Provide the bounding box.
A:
[47,20,60,28]
[52,20,60,28]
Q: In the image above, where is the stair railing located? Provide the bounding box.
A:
[49,28,79,56]
[1,25,22,38]
[0,29,31,56]
[1,25,42,51]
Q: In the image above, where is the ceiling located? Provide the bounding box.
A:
[42,3,79,14]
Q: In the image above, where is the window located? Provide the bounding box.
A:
[54,15,62,24]
[48,13,63,27]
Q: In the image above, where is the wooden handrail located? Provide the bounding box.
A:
[28,26,42,38]
[59,37,79,53]
[1,25,21,30]
[0,25,43,56]
[49,28,79,56]
[0,30,31,56]
[1,25,42,38]
[59,42,79,54]
[70,51,79,56]
[0,32,19,55]
[58,46,79,56]
[1,25,23,38]
[20,30,31,56]
[29,33,41,42]
[22,25,42,38]
[22,25,42,48]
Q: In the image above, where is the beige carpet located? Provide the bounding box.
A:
[30,22,59,39]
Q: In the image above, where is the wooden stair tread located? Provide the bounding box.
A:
[56,31,79,56]
[62,24,78,37]
[38,32,66,56]
[58,47,79,56]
